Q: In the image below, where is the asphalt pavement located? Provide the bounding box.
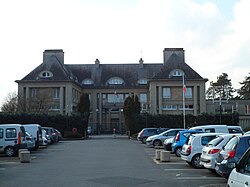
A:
[0,135,227,187]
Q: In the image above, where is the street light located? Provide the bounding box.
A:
[96,108,99,134]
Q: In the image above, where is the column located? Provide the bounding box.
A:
[60,87,64,114]
[158,86,162,114]
[193,86,197,116]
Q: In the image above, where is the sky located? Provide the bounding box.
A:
[0,0,250,106]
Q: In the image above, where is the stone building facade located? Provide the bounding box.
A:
[16,48,208,133]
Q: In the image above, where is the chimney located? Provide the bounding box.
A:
[163,48,185,64]
[43,49,64,64]
[139,58,144,69]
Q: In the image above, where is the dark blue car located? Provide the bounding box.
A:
[215,134,250,178]
[171,129,203,157]
[137,128,169,144]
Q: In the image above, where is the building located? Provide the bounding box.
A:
[16,48,208,133]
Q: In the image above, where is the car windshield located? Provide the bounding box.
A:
[205,136,223,147]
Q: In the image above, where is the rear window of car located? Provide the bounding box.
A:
[205,136,223,147]
[187,136,195,145]
[204,128,215,133]
[201,135,217,145]
[228,128,243,134]
[146,129,157,134]
[224,137,238,150]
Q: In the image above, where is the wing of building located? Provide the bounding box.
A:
[16,48,208,133]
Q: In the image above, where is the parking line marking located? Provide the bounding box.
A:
[164,169,200,171]
[0,168,6,170]
[177,176,225,180]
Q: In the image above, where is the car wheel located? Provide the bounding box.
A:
[142,137,147,144]
[5,146,15,157]
[191,154,203,169]
[175,147,182,157]
[153,140,162,147]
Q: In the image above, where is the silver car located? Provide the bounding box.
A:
[200,134,240,172]
[146,129,184,147]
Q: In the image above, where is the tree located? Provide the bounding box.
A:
[123,95,141,136]
[1,92,18,112]
[206,73,235,100]
[76,93,90,137]
[237,73,250,99]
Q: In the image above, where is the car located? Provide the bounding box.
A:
[146,129,184,147]
[200,134,239,172]
[41,129,50,146]
[137,128,169,144]
[227,147,250,187]
[215,134,250,178]
[171,129,203,157]
[181,133,224,168]
[189,125,229,133]
[42,127,58,143]
[25,131,36,151]
[54,129,62,141]
[163,137,174,151]
[0,124,27,157]
[87,126,93,135]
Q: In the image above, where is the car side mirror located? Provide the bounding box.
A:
[222,145,225,150]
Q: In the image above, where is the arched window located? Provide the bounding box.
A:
[107,77,124,85]
[138,79,148,85]
[39,71,53,78]
[82,78,94,85]
[169,69,184,77]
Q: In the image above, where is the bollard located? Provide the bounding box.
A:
[155,149,161,160]
[20,151,31,163]
[113,128,116,139]
[18,149,28,159]
[160,150,171,162]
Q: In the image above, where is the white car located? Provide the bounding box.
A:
[227,147,250,187]
[146,129,184,147]
[200,134,239,171]
[181,133,225,168]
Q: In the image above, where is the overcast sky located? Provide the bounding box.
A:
[0,0,250,106]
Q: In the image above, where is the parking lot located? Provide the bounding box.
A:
[0,135,227,187]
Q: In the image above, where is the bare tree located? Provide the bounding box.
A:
[1,92,18,112]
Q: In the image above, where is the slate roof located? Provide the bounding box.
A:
[17,50,207,87]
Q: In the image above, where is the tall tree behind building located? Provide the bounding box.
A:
[237,73,250,99]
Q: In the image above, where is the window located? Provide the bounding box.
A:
[204,128,215,133]
[6,128,16,138]
[185,87,192,98]
[30,88,37,98]
[40,71,53,78]
[245,105,250,115]
[140,93,147,103]
[107,94,124,103]
[163,88,171,98]
[0,129,3,138]
[52,88,60,99]
[201,136,216,145]
[162,105,177,110]
[169,69,184,77]
[107,77,124,85]
[82,79,94,85]
[179,105,194,110]
[138,79,148,85]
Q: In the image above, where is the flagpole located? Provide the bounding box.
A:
[182,74,186,129]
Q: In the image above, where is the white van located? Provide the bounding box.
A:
[0,124,27,157]
[190,125,229,133]
[23,124,43,149]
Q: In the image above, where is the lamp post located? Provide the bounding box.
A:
[120,108,123,134]
[96,108,99,135]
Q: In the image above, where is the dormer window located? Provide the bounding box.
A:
[138,79,148,85]
[169,69,184,77]
[82,78,94,85]
[107,77,124,85]
[40,71,53,78]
